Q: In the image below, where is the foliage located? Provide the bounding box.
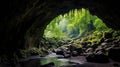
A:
[112,30,120,38]
[44,8,111,39]
[20,47,49,58]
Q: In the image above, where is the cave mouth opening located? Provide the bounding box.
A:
[20,8,120,61]
[12,8,120,66]
[43,8,111,42]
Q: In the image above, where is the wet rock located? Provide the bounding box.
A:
[72,51,78,57]
[86,54,109,63]
[45,53,64,58]
[99,38,105,44]
[104,32,113,39]
[54,48,64,55]
[86,48,93,53]
[108,47,120,62]
[64,53,71,58]
[94,46,106,55]
[69,45,76,51]
[65,50,71,54]
[69,46,83,56]
[86,47,109,63]
[91,43,99,50]
[113,39,120,47]
[76,48,83,55]
[101,42,107,46]
[56,51,64,55]
[106,43,117,51]
[104,38,113,43]
[86,54,94,62]
[81,41,90,48]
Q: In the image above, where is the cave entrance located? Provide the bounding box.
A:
[21,8,120,67]
[41,8,112,53]
[44,8,110,40]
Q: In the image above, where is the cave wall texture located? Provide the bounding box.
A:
[0,0,120,56]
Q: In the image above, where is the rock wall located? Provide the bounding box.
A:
[0,0,120,56]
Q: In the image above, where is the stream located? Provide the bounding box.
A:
[18,53,120,67]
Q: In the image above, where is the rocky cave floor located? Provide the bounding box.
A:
[0,37,120,67]
[18,37,120,67]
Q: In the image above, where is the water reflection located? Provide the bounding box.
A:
[40,53,86,67]
[40,57,70,67]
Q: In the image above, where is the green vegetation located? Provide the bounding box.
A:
[44,8,111,39]
[21,8,120,58]
[20,47,49,58]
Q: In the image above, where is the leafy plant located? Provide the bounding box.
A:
[44,8,111,39]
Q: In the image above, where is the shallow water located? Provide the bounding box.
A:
[40,53,72,67]
[40,57,70,67]
[18,53,120,67]
[40,53,120,67]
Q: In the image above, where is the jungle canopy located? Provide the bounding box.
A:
[44,8,110,39]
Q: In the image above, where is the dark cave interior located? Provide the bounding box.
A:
[0,0,120,67]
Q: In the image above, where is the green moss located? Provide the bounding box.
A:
[20,47,49,58]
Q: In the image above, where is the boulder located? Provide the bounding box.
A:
[108,47,120,62]
[85,48,93,53]
[72,51,78,57]
[56,51,64,55]
[86,54,109,63]
[63,53,71,58]
[76,48,83,55]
